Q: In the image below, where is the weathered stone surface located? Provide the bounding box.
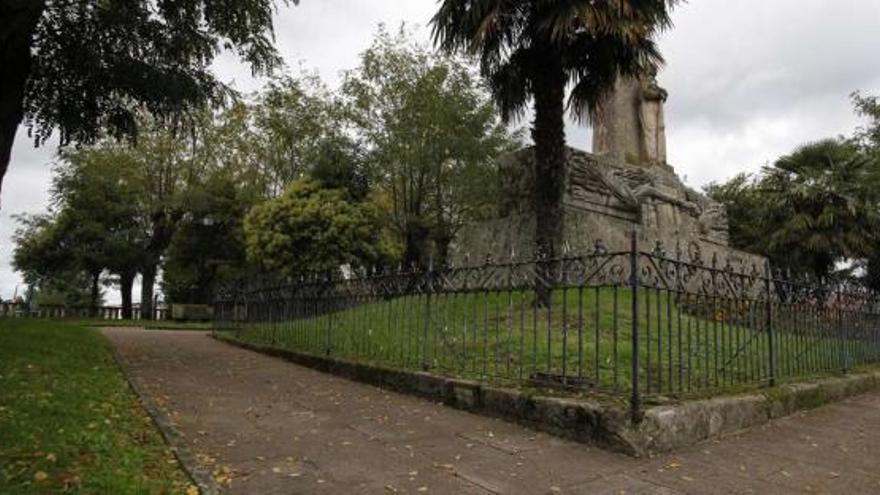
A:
[454,146,765,274]
[624,371,880,455]
[592,74,668,167]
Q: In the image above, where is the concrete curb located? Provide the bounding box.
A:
[103,330,222,495]
[632,371,880,454]
[212,333,880,457]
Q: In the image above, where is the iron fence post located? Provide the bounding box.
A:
[325,274,333,356]
[838,285,848,373]
[629,230,642,422]
[422,257,433,371]
[765,261,776,387]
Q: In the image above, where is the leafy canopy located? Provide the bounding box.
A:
[431,0,676,122]
[244,178,385,276]
[343,26,521,266]
[22,0,294,148]
[707,138,880,279]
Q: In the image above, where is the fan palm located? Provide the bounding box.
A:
[432,0,677,266]
[760,139,880,280]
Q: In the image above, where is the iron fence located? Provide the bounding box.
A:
[213,232,880,418]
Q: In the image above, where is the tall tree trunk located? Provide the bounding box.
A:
[531,52,567,307]
[140,264,157,320]
[402,219,429,270]
[867,254,880,292]
[89,270,100,318]
[120,271,135,320]
[433,232,452,270]
[0,1,45,207]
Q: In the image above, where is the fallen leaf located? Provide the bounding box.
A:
[34,471,48,482]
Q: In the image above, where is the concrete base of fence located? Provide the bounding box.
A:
[212,333,880,457]
[631,372,880,454]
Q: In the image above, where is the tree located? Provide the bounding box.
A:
[432,0,675,271]
[709,139,880,280]
[762,139,880,279]
[12,209,111,316]
[852,92,880,290]
[344,27,520,268]
[0,0,297,205]
[162,170,261,304]
[48,124,196,319]
[51,145,144,317]
[244,178,385,277]
[12,214,102,310]
[251,75,349,198]
[704,173,765,254]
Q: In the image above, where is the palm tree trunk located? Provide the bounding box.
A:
[530,52,567,307]
[0,1,44,207]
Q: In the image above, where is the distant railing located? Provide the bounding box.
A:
[213,232,880,419]
[0,302,168,321]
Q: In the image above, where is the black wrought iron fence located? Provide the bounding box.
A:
[213,233,880,418]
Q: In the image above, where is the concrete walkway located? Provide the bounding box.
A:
[102,328,880,494]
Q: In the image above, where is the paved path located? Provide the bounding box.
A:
[101,328,880,494]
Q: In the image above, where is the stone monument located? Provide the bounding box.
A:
[593,73,668,167]
[452,73,765,270]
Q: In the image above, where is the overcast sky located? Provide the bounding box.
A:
[2,0,880,304]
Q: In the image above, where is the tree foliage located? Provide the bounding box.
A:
[162,170,261,304]
[244,178,385,276]
[1,0,297,202]
[852,91,880,289]
[707,138,880,280]
[344,27,521,267]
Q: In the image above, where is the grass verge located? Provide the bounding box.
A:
[0,319,193,494]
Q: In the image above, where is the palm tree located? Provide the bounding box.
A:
[432,0,676,303]
[760,139,880,280]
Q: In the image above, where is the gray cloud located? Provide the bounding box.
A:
[2,0,880,301]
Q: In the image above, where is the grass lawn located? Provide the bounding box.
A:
[220,286,872,399]
[0,319,194,494]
